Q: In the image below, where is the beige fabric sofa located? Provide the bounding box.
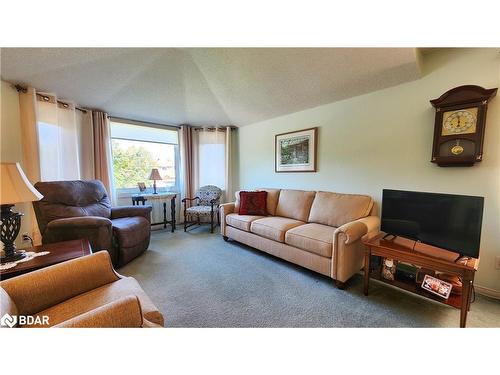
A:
[220,189,380,287]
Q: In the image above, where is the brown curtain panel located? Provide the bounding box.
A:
[180,125,195,208]
[92,111,114,202]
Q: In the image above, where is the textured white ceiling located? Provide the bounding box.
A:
[0,48,421,126]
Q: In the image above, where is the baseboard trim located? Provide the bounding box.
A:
[475,284,500,299]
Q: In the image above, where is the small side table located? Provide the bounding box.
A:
[132,193,177,232]
[0,239,92,280]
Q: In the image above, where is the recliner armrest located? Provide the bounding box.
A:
[47,216,112,229]
[334,216,380,245]
[111,206,152,222]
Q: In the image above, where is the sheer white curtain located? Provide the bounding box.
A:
[36,93,81,181]
[194,127,233,202]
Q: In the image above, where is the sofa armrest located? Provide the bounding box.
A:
[0,287,19,326]
[334,216,380,245]
[53,295,143,328]
[219,202,235,237]
[111,206,152,222]
[0,251,120,316]
[47,216,112,229]
[220,202,235,214]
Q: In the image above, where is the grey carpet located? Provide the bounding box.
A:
[119,227,500,327]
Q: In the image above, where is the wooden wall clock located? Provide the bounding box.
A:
[430,85,497,167]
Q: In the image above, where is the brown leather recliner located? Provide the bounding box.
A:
[32,180,152,267]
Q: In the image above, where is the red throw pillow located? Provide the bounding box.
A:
[239,191,268,216]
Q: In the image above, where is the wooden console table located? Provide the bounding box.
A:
[363,233,478,328]
[132,192,177,232]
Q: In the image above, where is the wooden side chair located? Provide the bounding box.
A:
[182,185,222,233]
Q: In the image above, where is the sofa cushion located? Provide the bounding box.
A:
[308,191,373,227]
[112,216,150,247]
[239,191,268,216]
[234,190,250,213]
[250,216,304,243]
[226,213,266,232]
[256,188,281,215]
[24,277,164,327]
[275,189,316,222]
[285,223,335,258]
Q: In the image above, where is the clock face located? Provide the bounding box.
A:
[441,107,478,136]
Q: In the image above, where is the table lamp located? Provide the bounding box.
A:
[148,168,162,194]
[1,162,43,263]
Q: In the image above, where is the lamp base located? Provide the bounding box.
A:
[0,250,26,264]
[1,204,24,264]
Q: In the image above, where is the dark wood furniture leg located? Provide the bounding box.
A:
[363,247,371,296]
[335,280,346,289]
[210,205,215,233]
[460,274,472,328]
[184,202,187,232]
[162,202,167,229]
[170,196,176,232]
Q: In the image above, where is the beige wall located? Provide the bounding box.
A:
[0,80,33,248]
[238,49,500,292]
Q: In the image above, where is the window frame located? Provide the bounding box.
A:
[109,118,181,198]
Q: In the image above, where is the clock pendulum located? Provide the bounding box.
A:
[451,139,464,155]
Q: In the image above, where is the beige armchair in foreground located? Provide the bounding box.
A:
[0,251,164,328]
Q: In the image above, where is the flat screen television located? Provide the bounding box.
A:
[381,189,484,258]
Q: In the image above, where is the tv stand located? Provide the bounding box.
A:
[363,233,479,328]
[382,233,397,240]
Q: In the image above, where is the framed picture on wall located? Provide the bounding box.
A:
[275,127,317,172]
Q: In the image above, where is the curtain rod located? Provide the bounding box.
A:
[14,84,88,113]
[108,117,237,130]
[108,116,181,130]
[193,126,236,131]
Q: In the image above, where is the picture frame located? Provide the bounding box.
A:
[421,274,452,299]
[275,127,317,173]
[137,182,147,192]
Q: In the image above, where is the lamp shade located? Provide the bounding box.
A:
[0,162,43,205]
[148,168,162,181]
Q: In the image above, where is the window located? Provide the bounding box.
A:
[110,120,180,195]
[197,129,226,188]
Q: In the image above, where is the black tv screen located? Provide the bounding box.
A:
[381,189,484,258]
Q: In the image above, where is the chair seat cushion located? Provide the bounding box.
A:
[186,205,215,216]
[24,277,164,327]
[285,223,335,258]
[250,216,304,243]
[112,217,150,247]
[226,213,265,232]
